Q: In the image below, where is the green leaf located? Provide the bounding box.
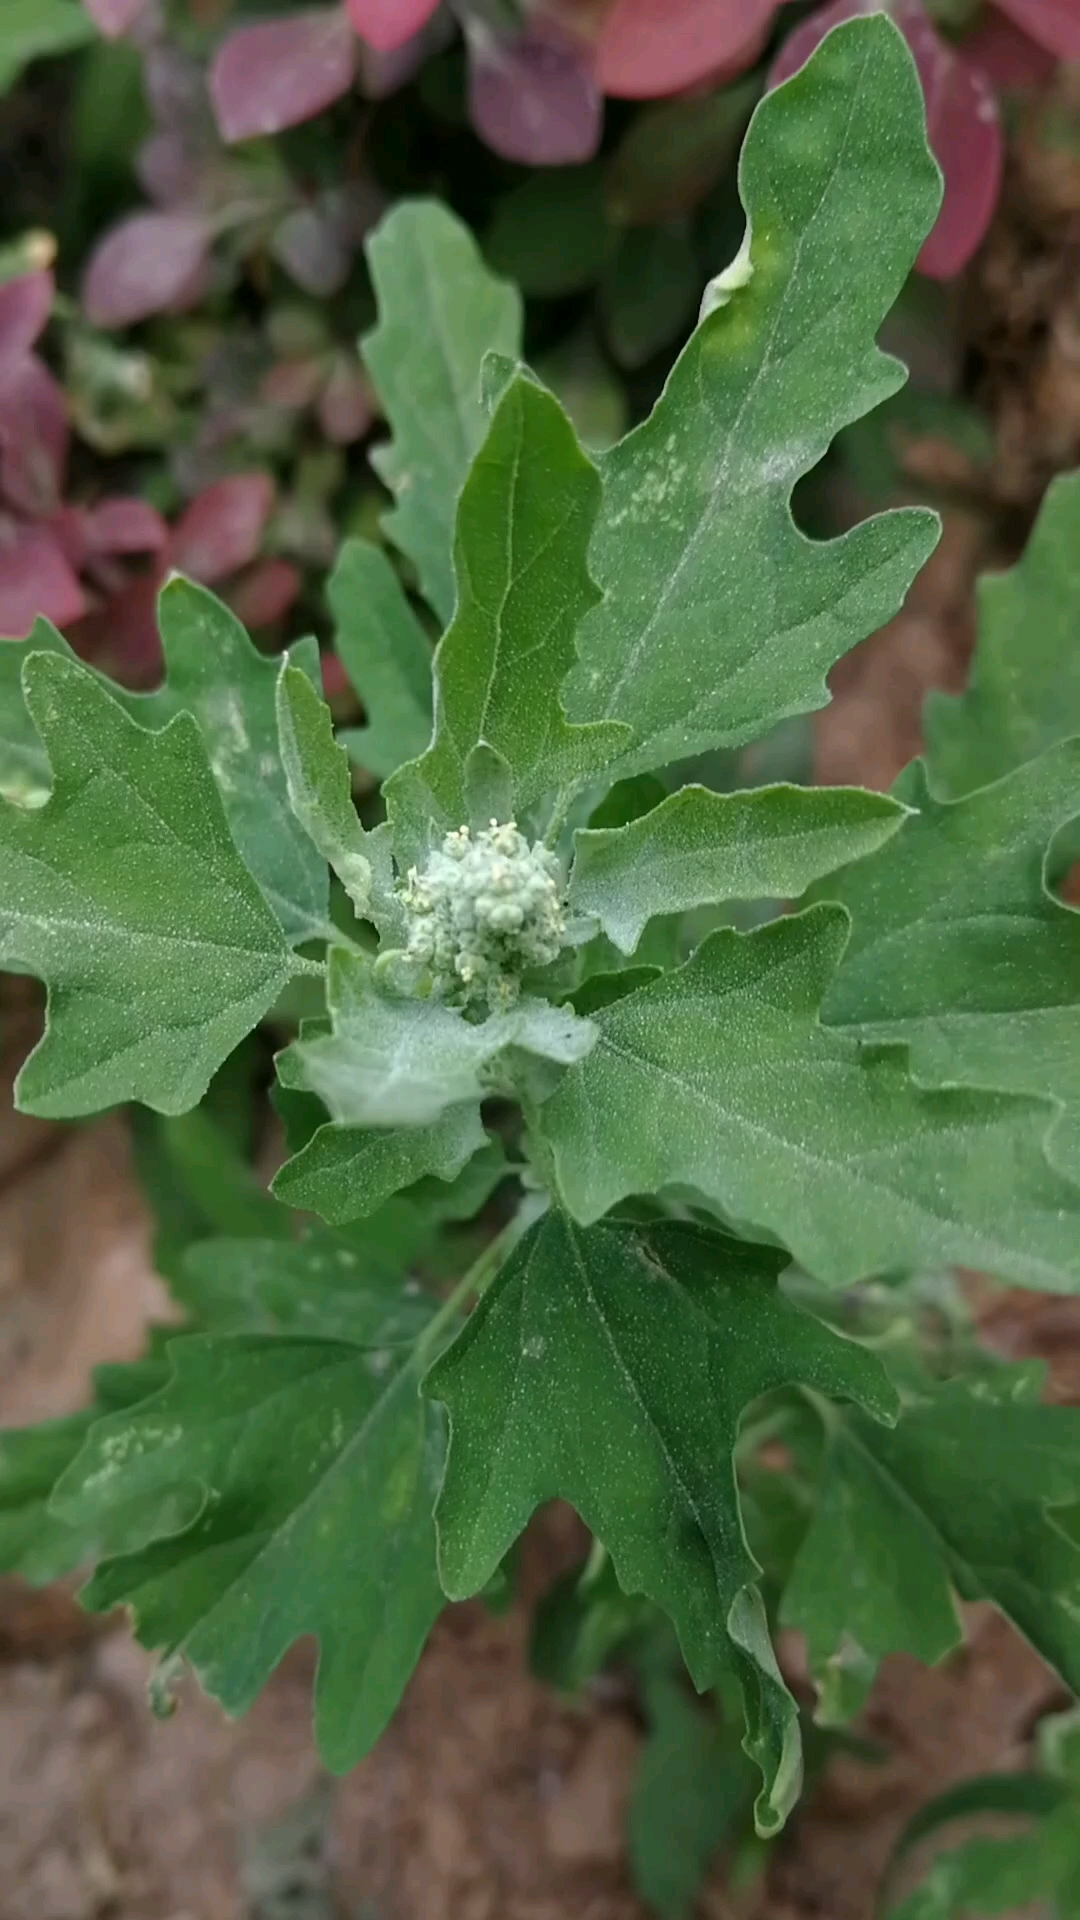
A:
[271,1102,488,1225]
[539,905,1080,1291]
[132,1104,290,1281]
[425,1212,896,1834]
[329,539,433,781]
[125,578,328,947]
[531,1551,657,1694]
[0,1411,100,1582]
[629,1669,754,1919]
[362,200,523,626]
[54,1313,448,1770]
[887,1830,1063,1920]
[0,620,72,805]
[0,0,95,94]
[569,782,908,955]
[784,1374,1080,1726]
[818,745,1080,1175]
[562,15,942,777]
[0,1359,171,1584]
[385,373,628,863]
[170,1231,433,1345]
[599,221,701,372]
[276,662,372,918]
[0,651,297,1118]
[925,470,1080,798]
[780,1421,960,1723]
[485,164,614,298]
[279,947,595,1128]
[606,77,760,226]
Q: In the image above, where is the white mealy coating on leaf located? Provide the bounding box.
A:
[401,820,566,1011]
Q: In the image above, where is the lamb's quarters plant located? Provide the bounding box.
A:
[5,14,1080,1887]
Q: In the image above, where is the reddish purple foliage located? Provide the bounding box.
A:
[0,274,55,378]
[210,10,357,145]
[165,474,276,585]
[345,0,442,54]
[466,15,603,167]
[0,522,85,636]
[596,0,777,98]
[0,269,283,652]
[81,0,153,37]
[966,12,1057,89]
[227,557,303,630]
[992,0,1080,60]
[82,211,211,329]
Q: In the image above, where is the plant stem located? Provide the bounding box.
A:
[413,1213,521,1367]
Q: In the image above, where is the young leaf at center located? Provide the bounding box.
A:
[385,372,629,866]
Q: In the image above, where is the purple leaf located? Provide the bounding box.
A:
[226,558,302,629]
[271,205,352,297]
[770,0,1003,281]
[968,8,1059,85]
[165,474,275,584]
[137,131,204,209]
[82,0,153,37]
[0,359,69,518]
[345,0,442,53]
[0,273,52,381]
[992,0,1080,60]
[82,211,211,328]
[317,356,374,443]
[466,16,602,167]
[209,10,357,144]
[358,6,453,94]
[262,358,326,411]
[597,0,777,98]
[0,519,85,638]
[82,498,169,556]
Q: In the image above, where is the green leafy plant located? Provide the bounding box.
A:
[3,15,1080,1911]
[883,1706,1080,1917]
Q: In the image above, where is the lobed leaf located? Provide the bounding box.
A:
[540,906,1080,1292]
[271,1102,488,1225]
[924,470,1080,799]
[276,662,373,919]
[0,1358,171,1584]
[569,781,908,955]
[279,946,594,1130]
[385,373,628,863]
[125,578,329,947]
[563,15,942,779]
[0,651,297,1118]
[818,743,1080,1177]
[785,1372,1080,1725]
[362,202,522,626]
[0,616,71,803]
[426,1212,896,1834]
[329,538,433,781]
[54,1311,448,1770]
[171,1230,433,1347]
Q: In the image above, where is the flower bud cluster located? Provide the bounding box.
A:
[401,820,565,1010]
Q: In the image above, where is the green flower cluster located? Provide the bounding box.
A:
[400,820,565,1010]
